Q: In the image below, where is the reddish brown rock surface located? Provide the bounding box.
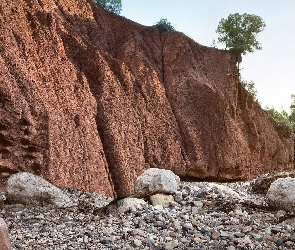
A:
[0,0,294,197]
[0,218,10,250]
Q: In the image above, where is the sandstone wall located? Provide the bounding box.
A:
[0,0,293,197]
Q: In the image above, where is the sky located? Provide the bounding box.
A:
[121,0,295,112]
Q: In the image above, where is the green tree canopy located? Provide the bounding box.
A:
[95,0,122,15]
[216,13,265,70]
[216,13,266,54]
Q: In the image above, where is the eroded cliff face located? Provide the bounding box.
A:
[0,0,293,197]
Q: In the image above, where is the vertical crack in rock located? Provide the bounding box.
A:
[158,31,190,176]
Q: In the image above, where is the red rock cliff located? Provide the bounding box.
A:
[0,0,293,197]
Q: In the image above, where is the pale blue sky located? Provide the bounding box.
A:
[121,0,295,112]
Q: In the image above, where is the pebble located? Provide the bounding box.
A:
[145,236,155,247]
[133,239,142,247]
[211,231,220,240]
[99,236,112,244]
[234,232,245,238]
[271,227,281,234]
[1,181,295,249]
[275,238,285,247]
[220,231,229,238]
[242,226,252,233]
[193,201,203,207]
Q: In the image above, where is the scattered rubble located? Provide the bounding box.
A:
[2,171,295,249]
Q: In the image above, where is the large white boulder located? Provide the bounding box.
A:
[134,168,179,197]
[6,172,75,208]
[266,177,295,212]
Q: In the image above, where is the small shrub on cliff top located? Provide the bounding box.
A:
[95,0,122,15]
[154,18,175,33]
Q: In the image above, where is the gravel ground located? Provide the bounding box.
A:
[2,181,295,250]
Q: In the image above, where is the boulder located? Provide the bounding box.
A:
[104,198,147,215]
[6,172,76,208]
[266,177,295,212]
[150,194,175,207]
[0,218,10,250]
[250,171,295,194]
[134,168,178,197]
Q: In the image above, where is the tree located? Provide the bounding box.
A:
[95,0,122,15]
[154,18,175,33]
[241,79,258,101]
[216,13,266,71]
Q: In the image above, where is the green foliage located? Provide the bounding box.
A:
[216,13,266,55]
[291,94,295,112]
[154,18,175,33]
[265,94,295,134]
[95,0,122,15]
[265,106,292,129]
[241,80,258,101]
[290,94,295,133]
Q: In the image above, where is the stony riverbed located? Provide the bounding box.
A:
[2,181,295,250]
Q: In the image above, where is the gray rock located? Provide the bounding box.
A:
[145,236,155,247]
[205,183,241,199]
[183,223,194,232]
[234,232,245,238]
[270,227,281,234]
[105,197,147,215]
[266,177,295,212]
[100,236,112,244]
[193,201,204,207]
[275,239,285,247]
[134,168,178,197]
[133,239,142,247]
[6,172,75,208]
[174,192,183,203]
